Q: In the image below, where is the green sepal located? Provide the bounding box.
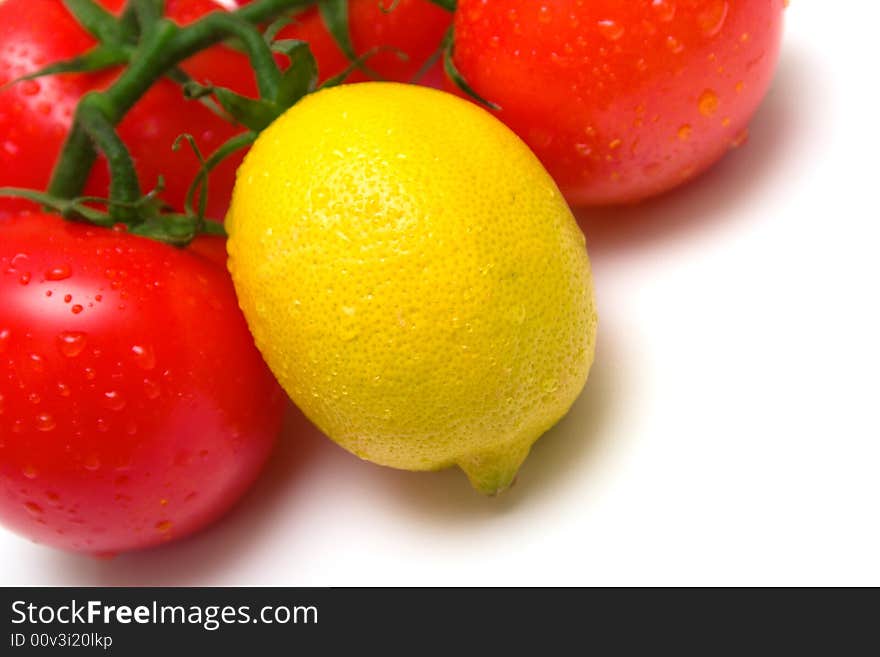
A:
[426,0,457,10]
[0,185,224,246]
[172,135,209,221]
[317,0,356,61]
[272,39,318,107]
[318,46,402,89]
[0,45,129,93]
[0,187,112,225]
[174,131,256,225]
[166,68,228,120]
[62,0,128,45]
[262,15,295,44]
[213,88,279,132]
[442,27,500,111]
[129,214,214,247]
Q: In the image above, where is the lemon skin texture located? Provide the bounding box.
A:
[226,82,597,495]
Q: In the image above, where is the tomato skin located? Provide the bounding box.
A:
[452,0,785,206]
[0,0,255,220]
[0,213,285,554]
[245,0,452,84]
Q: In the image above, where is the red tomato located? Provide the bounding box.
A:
[244,0,452,84]
[0,0,256,220]
[452,0,785,206]
[0,213,285,554]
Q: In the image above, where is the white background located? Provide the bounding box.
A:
[2,2,879,586]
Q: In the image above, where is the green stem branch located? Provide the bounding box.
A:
[77,95,143,222]
[47,0,315,220]
[196,13,281,99]
[62,0,126,44]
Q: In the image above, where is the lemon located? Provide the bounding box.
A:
[226,83,597,494]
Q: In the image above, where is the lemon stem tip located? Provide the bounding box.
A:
[457,443,532,496]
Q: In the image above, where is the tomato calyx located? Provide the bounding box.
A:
[0,182,224,247]
[1,0,325,246]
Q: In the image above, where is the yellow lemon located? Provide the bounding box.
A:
[226,82,597,494]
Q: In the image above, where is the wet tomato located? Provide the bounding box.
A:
[452,0,786,205]
[0,213,285,554]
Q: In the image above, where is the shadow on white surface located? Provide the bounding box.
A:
[40,404,328,586]
[373,331,622,520]
[577,47,811,256]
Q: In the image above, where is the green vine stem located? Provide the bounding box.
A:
[64,0,130,44]
[47,0,315,228]
[77,95,142,222]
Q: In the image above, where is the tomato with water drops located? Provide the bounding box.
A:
[0,212,285,554]
[451,0,786,205]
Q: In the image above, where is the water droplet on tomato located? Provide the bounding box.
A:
[63,294,72,303]
[57,382,71,397]
[698,89,720,116]
[143,378,161,400]
[131,344,156,370]
[57,331,88,358]
[35,412,55,432]
[155,520,172,533]
[83,454,101,471]
[24,501,43,516]
[597,19,625,41]
[574,143,593,158]
[46,264,72,281]
[28,353,45,372]
[651,0,676,22]
[665,35,684,54]
[528,128,554,149]
[730,128,750,148]
[0,328,10,354]
[678,124,693,141]
[698,0,729,37]
[2,140,19,156]
[71,304,84,314]
[102,390,126,412]
[18,272,31,285]
[20,79,40,96]
[22,465,38,479]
